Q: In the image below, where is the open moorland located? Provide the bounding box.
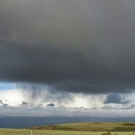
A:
[0,122,135,135]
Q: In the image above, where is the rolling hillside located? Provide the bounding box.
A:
[28,122,135,131]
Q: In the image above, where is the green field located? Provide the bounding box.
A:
[0,129,134,135]
[0,122,135,135]
[29,122,135,131]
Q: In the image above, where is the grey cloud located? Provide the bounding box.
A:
[0,100,3,104]
[104,93,129,104]
[0,1,135,93]
[100,104,135,110]
[47,103,55,107]
[20,101,29,107]
[129,104,135,108]
[101,106,114,110]
[2,104,8,107]
[67,107,84,110]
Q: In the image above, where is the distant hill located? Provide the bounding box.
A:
[28,122,135,131]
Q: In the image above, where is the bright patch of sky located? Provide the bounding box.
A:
[0,82,16,90]
[0,86,135,116]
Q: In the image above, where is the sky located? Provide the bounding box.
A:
[0,0,135,117]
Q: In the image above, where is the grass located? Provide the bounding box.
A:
[0,122,135,135]
[29,122,135,131]
[0,129,134,135]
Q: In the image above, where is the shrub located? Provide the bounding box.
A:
[102,132,117,135]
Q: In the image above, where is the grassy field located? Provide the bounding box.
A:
[29,122,135,131]
[0,129,134,135]
[0,122,135,135]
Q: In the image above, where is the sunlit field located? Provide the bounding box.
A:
[29,122,135,131]
[0,129,133,135]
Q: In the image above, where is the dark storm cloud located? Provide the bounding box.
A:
[47,103,55,107]
[21,101,29,107]
[0,0,135,93]
[104,93,129,104]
